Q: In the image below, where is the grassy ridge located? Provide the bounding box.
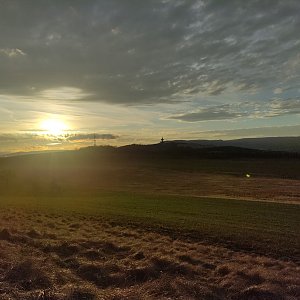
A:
[2,191,299,261]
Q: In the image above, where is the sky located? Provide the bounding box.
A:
[0,0,300,153]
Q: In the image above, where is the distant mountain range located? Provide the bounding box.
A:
[169,136,300,153]
[115,136,300,159]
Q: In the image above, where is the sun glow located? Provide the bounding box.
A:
[40,119,68,135]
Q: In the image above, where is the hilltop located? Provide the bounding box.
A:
[167,136,300,153]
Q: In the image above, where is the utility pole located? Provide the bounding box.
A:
[93,133,96,147]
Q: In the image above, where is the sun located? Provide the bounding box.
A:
[40,119,68,135]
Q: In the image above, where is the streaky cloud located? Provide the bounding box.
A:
[66,133,118,141]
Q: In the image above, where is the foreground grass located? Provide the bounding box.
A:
[1,191,299,261]
[1,152,299,298]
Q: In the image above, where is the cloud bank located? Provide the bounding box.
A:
[0,133,118,143]
[0,0,299,105]
[169,98,300,122]
[66,133,118,141]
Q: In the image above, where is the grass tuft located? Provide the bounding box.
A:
[4,259,52,290]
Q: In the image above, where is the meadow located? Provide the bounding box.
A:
[0,149,299,299]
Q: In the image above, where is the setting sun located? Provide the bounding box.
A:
[40,119,68,135]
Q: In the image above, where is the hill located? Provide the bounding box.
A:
[172,136,300,153]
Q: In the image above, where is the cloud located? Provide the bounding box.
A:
[0,132,119,153]
[66,133,118,141]
[268,98,300,116]
[199,125,300,139]
[39,87,92,100]
[0,48,26,57]
[169,105,244,122]
[0,133,44,142]
[0,0,299,104]
[273,88,283,95]
[168,98,300,122]
[0,132,118,143]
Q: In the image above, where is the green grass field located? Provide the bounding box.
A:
[2,191,299,262]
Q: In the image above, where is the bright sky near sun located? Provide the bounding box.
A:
[0,1,299,153]
[40,119,69,136]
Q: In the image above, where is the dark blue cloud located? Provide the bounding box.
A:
[0,0,299,105]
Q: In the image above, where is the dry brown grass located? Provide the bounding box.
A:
[0,207,299,299]
[104,169,300,205]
